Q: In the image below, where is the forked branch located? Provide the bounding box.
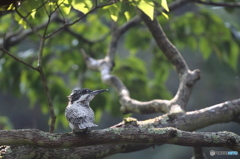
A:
[82,10,200,114]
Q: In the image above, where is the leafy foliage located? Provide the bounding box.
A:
[0,116,13,130]
[168,9,239,70]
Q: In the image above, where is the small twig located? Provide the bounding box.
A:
[41,0,50,16]
[37,38,44,67]
[0,47,38,71]
[1,36,55,129]
[36,26,56,133]
[14,2,49,38]
[14,0,58,133]
[55,16,110,44]
[45,1,116,39]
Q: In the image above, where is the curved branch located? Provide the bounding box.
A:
[139,10,200,113]
[81,50,170,114]
[81,0,202,115]
[81,17,200,114]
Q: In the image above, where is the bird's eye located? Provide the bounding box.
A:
[73,90,77,94]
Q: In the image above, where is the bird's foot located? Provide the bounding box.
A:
[73,128,90,135]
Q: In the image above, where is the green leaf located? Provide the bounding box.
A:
[103,3,121,21]
[228,42,239,70]
[17,17,27,29]
[0,116,13,130]
[72,0,93,14]
[137,0,154,20]
[161,12,169,19]
[124,11,131,21]
[161,0,169,12]
[60,2,72,15]
[199,37,211,59]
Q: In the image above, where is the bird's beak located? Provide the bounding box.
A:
[90,89,108,95]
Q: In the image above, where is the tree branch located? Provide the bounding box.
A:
[196,0,240,7]
[81,13,200,114]
[37,66,56,133]
[54,16,110,45]
[0,47,38,71]
[1,98,240,157]
[81,0,203,115]
[0,127,239,150]
[45,1,116,39]
[11,1,58,133]
[14,3,45,38]
[139,10,200,113]
[0,144,151,159]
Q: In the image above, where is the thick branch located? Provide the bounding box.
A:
[141,14,188,75]
[0,127,239,150]
[139,99,240,131]
[82,19,200,114]
[81,50,171,114]
[139,10,200,112]
[1,98,240,158]
[82,0,201,114]
[0,144,153,159]
[2,99,240,147]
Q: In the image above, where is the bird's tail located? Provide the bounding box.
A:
[78,122,98,129]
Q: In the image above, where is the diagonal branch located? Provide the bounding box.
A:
[54,16,110,45]
[139,10,200,113]
[0,47,38,71]
[45,1,116,39]
[11,0,58,133]
[81,0,201,115]
[196,0,240,7]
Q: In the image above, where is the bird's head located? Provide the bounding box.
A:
[68,88,108,104]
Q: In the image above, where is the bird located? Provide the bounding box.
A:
[65,88,108,134]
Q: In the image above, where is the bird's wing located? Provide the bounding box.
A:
[65,106,97,129]
[65,106,86,125]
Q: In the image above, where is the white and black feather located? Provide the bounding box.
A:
[65,88,107,133]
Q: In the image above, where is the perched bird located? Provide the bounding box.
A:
[65,88,108,134]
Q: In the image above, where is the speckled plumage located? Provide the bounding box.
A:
[65,88,107,133]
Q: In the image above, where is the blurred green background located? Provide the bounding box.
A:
[0,1,240,158]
